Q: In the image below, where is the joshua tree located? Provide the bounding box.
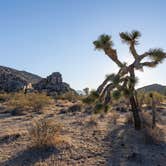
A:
[93,30,166,130]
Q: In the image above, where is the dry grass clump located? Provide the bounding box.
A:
[57,91,81,102]
[7,92,53,115]
[143,126,164,144]
[28,118,62,148]
[0,93,11,103]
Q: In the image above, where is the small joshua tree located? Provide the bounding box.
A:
[93,30,166,130]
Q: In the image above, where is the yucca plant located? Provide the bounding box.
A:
[93,30,166,130]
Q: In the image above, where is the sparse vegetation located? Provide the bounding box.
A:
[0,93,11,103]
[57,91,80,102]
[137,91,165,107]
[28,118,62,148]
[7,92,53,115]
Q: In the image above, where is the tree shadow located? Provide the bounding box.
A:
[104,124,166,166]
[0,146,59,166]
[0,133,20,145]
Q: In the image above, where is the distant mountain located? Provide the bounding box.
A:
[137,84,166,95]
[0,66,42,92]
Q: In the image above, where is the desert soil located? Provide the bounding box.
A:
[0,100,166,166]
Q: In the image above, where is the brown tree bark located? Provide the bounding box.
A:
[129,67,141,130]
[130,95,141,130]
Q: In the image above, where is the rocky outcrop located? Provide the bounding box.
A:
[0,66,75,94]
[34,72,74,95]
[0,66,42,92]
[0,72,26,92]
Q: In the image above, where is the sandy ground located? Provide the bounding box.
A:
[0,100,166,166]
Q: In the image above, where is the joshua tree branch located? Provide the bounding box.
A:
[141,61,158,67]
[100,83,115,101]
[104,48,123,67]
[139,52,149,60]
[97,77,111,94]
[130,42,139,59]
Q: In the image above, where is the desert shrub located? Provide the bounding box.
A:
[82,96,95,105]
[57,91,80,102]
[28,93,53,112]
[7,92,53,114]
[68,104,82,113]
[0,93,11,103]
[137,91,164,107]
[82,90,99,105]
[28,118,62,147]
[143,126,164,144]
[8,93,31,113]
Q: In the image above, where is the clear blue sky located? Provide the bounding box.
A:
[0,0,166,90]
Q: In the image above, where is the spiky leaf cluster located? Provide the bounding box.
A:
[120,30,141,45]
[93,34,113,50]
[148,48,166,63]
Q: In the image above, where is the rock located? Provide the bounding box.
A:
[0,66,42,92]
[34,72,75,95]
[0,72,26,92]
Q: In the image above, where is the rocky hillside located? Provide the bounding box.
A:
[34,72,75,95]
[0,66,75,94]
[0,66,42,92]
[138,84,166,95]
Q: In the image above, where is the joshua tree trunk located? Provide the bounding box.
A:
[129,67,141,130]
[130,95,141,130]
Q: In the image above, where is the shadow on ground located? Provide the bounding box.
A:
[0,133,20,145]
[0,146,59,166]
[104,124,166,166]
